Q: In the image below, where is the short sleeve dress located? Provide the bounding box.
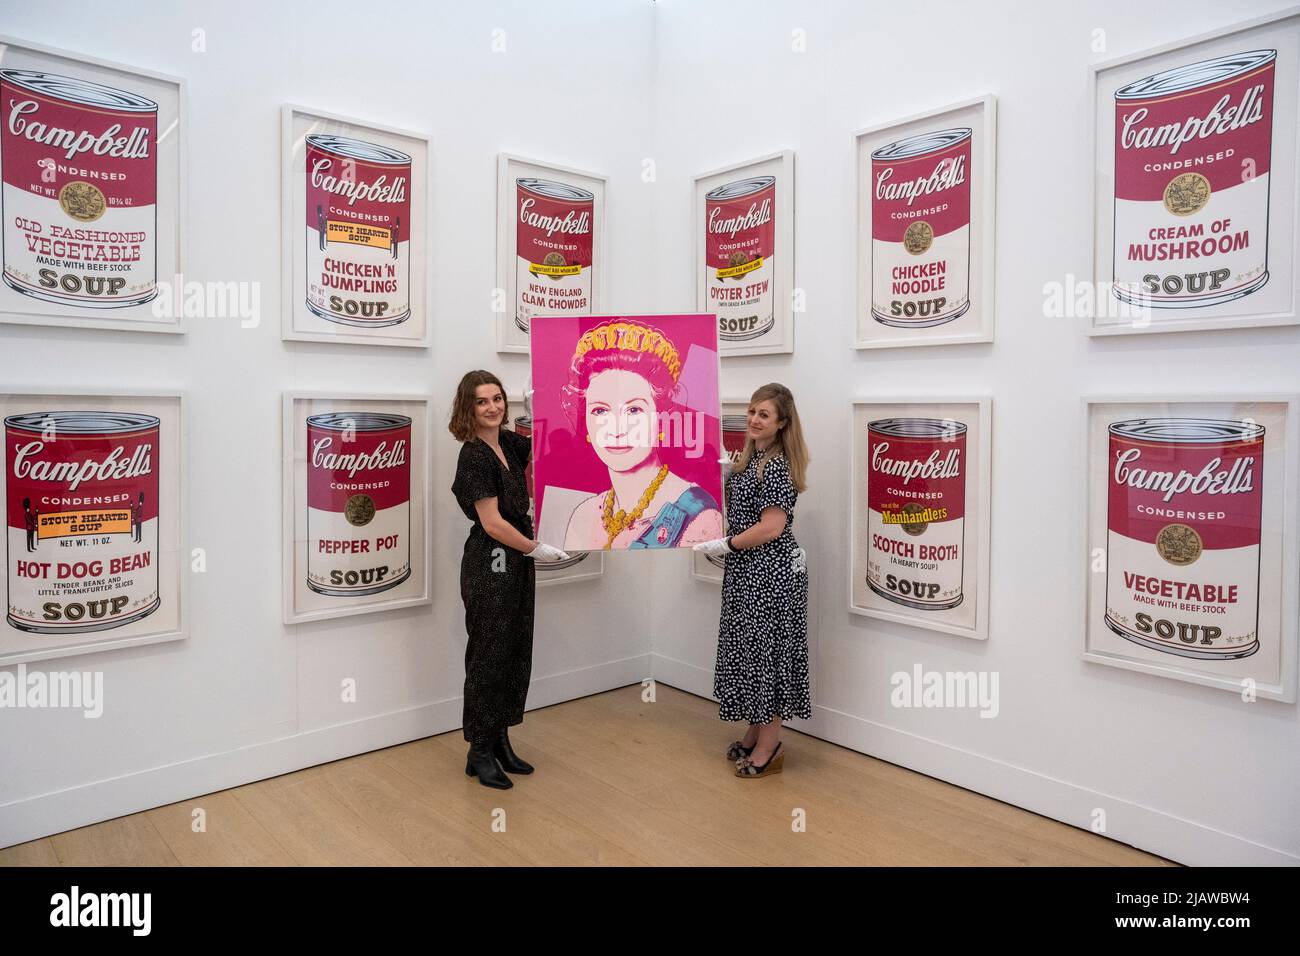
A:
[713,451,811,724]
[450,428,535,746]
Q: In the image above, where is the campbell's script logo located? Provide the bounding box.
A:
[1113,447,1255,502]
[876,155,966,206]
[310,157,407,206]
[708,199,772,238]
[519,197,590,237]
[312,438,407,477]
[6,98,150,161]
[1120,85,1266,156]
[12,442,153,491]
[871,442,961,484]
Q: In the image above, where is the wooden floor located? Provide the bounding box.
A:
[0,684,1172,866]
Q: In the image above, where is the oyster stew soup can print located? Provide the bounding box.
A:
[705,176,776,341]
[515,178,593,332]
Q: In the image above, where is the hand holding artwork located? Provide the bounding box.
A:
[693,538,731,558]
[527,542,571,563]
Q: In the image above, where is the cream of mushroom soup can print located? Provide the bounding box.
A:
[515,178,593,332]
[866,418,966,610]
[6,411,160,634]
[870,128,971,328]
[705,176,776,341]
[1105,418,1263,659]
[1,70,158,308]
[306,412,412,596]
[1111,50,1275,309]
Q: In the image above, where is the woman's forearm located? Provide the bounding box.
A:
[728,517,784,550]
[484,518,536,554]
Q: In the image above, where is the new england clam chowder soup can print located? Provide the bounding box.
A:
[1,70,159,308]
[1111,50,1275,309]
[1105,418,1263,659]
[515,178,593,332]
[306,412,411,596]
[705,176,776,341]
[6,411,160,634]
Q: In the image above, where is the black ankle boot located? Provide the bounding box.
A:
[465,742,512,789]
[492,727,534,775]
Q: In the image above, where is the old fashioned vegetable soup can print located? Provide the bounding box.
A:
[515,178,593,332]
[705,176,776,341]
[1111,50,1275,309]
[1105,418,1263,659]
[1,70,159,308]
[6,411,161,634]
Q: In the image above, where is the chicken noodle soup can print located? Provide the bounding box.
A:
[1105,418,1263,659]
[705,177,775,341]
[6,411,160,634]
[1,70,158,308]
[306,412,412,596]
[1111,50,1275,309]
[515,178,593,332]
[870,128,971,328]
[866,418,966,610]
[305,134,411,327]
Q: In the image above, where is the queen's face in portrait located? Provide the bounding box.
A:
[584,369,659,473]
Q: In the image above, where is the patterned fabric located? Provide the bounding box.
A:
[713,452,811,723]
[451,428,535,746]
[628,486,720,549]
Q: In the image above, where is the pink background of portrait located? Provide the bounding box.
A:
[530,314,722,548]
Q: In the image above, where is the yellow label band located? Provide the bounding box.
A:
[326,220,393,249]
[716,257,763,279]
[529,262,582,278]
[38,510,133,539]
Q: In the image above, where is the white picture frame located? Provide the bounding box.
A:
[848,397,992,640]
[693,151,795,356]
[854,95,996,349]
[690,397,751,585]
[281,105,431,348]
[1082,395,1299,702]
[0,36,187,334]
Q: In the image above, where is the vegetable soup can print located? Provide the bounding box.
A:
[305,133,412,327]
[1105,418,1263,659]
[870,128,971,328]
[866,418,966,610]
[306,412,412,596]
[515,178,593,332]
[705,176,776,341]
[512,413,585,572]
[6,411,161,634]
[1111,50,1275,309]
[1,70,158,308]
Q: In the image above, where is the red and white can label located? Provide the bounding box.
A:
[1112,50,1274,309]
[870,128,971,328]
[705,177,776,341]
[6,411,160,634]
[306,413,411,596]
[1,70,158,308]
[1105,418,1263,659]
[866,418,966,610]
[515,178,593,332]
[305,134,411,327]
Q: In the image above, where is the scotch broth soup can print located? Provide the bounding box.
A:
[705,176,776,341]
[515,178,594,332]
[1105,418,1263,659]
[306,412,412,596]
[1,70,159,308]
[1111,50,1275,309]
[6,411,161,634]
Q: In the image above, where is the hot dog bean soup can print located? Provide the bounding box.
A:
[514,178,594,333]
[705,176,776,341]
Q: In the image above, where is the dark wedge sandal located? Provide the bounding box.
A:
[735,742,785,778]
[726,740,756,761]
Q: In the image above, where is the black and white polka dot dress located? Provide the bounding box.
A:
[713,451,811,723]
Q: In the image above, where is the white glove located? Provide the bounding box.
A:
[527,542,570,563]
[693,538,731,558]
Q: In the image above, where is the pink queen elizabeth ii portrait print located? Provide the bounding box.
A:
[530,315,724,551]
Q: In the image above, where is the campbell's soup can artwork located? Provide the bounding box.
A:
[705,177,776,341]
[6,411,160,634]
[1111,50,1275,309]
[705,414,752,570]
[1,70,158,308]
[865,418,966,610]
[515,178,593,332]
[306,412,412,596]
[305,133,411,327]
[1105,418,1263,659]
[870,128,971,328]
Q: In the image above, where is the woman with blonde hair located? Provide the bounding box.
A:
[693,383,810,777]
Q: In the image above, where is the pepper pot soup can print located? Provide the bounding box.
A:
[515,178,593,332]
[866,418,966,610]
[6,411,161,634]
[1105,418,1263,659]
[870,128,971,328]
[1111,50,1275,309]
[1,70,159,308]
[305,133,412,327]
[705,176,776,341]
[306,412,412,596]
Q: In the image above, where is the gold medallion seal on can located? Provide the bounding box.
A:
[903,220,933,255]
[900,502,928,536]
[1162,172,1211,217]
[345,494,376,527]
[1156,522,1203,566]
[58,181,106,222]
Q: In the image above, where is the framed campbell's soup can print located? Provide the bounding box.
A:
[1089,10,1300,335]
[693,151,795,357]
[1084,396,1299,701]
[690,398,752,585]
[496,153,606,354]
[1,390,186,665]
[0,36,185,334]
[854,96,996,349]
[281,106,430,348]
[282,393,431,624]
[849,398,992,639]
